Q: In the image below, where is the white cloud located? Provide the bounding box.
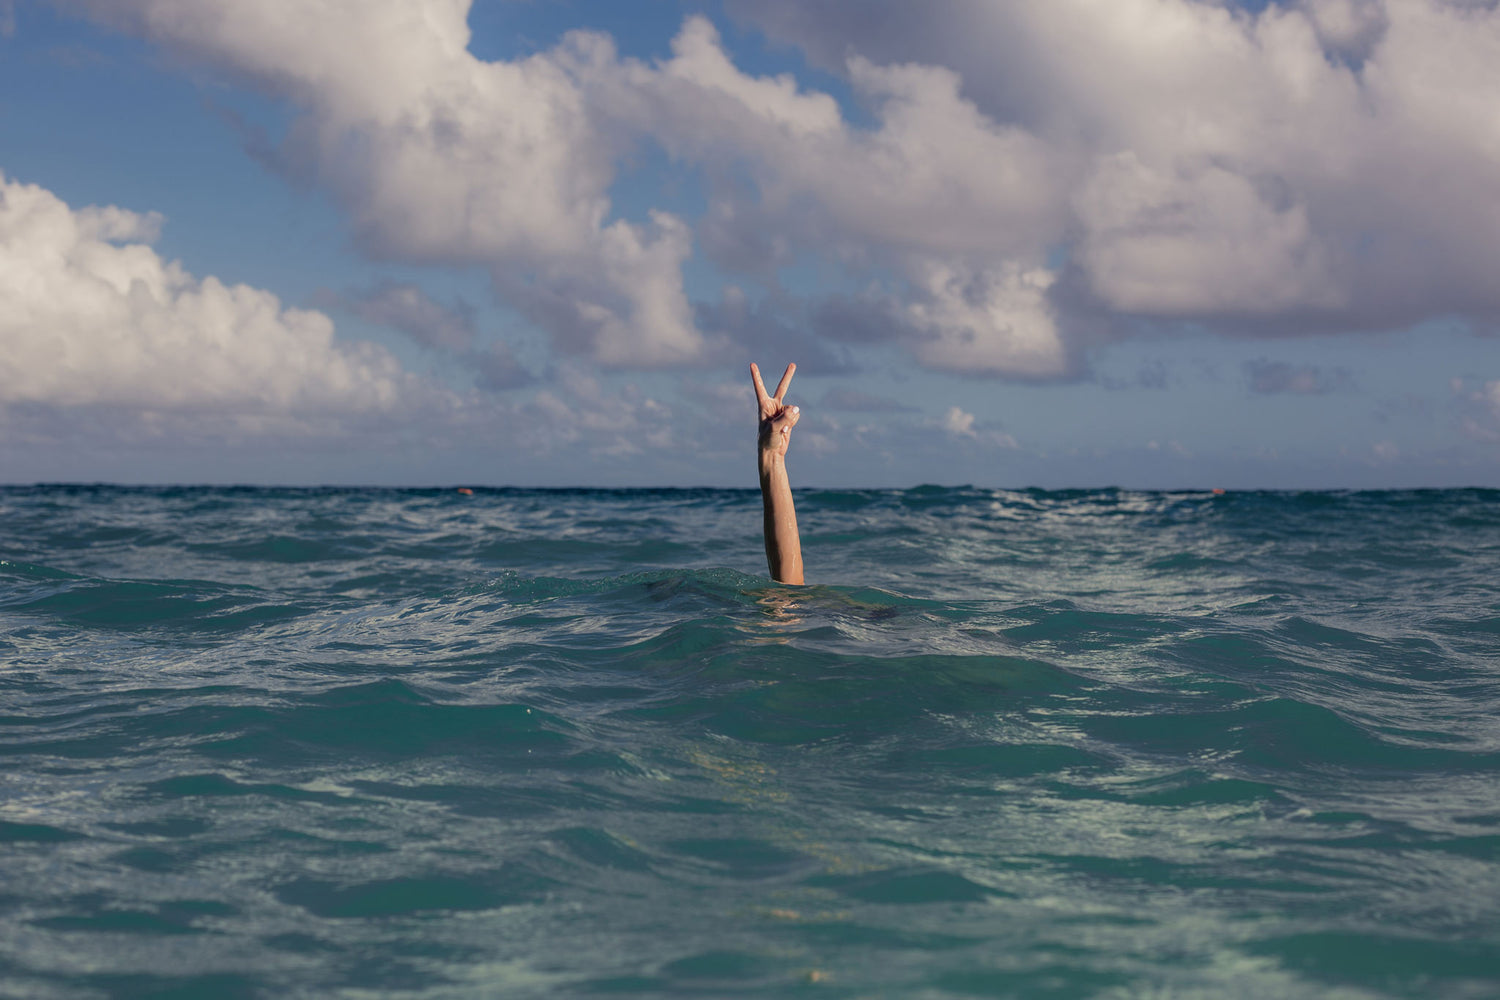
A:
[59,4,1069,377]
[624,27,1058,260]
[0,174,420,429]
[525,366,677,458]
[0,171,1063,482]
[906,260,1067,378]
[65,0,704,368]
[0,172,739,471]
[932,405,1018,449]
[1074,154,1343,316]
[942,406,977,437]
[642,15,843,142]
[615,19,1065,373]
[731,0,1500,330]
[1301,0,1389,59]
[52,0,1500,384]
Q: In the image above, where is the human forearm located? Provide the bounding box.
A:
[750,361,804,585]
[759,452,803,585]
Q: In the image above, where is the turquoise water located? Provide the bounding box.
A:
[1,485,1498,998]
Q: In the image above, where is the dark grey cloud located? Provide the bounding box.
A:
[697,290,858,375]
[1243,359,1353,395]
[810,294,905,345]
[347,281,477,354]
[314,282,534,391]
[1098,359,1171,391]
[1135,360,1169,390]
[469,340,534,392]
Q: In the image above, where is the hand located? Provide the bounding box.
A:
[750,362,804,584]
[751,362,800,461]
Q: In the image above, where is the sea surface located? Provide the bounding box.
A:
[1,485,1498,999]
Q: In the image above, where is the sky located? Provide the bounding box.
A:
[1,0,1498,489]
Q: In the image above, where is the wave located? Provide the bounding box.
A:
[3,485,1499,997]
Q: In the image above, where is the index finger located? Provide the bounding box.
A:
[772,362,796,403]
[750,362,770,404]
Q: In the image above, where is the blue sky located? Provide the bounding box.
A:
[2,0,1497,488]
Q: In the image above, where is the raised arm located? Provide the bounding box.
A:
[751,362,804,585]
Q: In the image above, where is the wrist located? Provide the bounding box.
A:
[758,450,785,475]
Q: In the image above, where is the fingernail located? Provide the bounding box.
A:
[791,406,800,413]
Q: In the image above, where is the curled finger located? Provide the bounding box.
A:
[772,405,801,435]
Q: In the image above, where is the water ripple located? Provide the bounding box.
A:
[1,486,1498,997]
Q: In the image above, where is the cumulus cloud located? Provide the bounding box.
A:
[52,2,1070,377]
[51,0,1500,384]
[1302,0,1390,62]
[930,405,1018,448]
[61,0,705,368]
[0,176,1009,479]
[526,365,676,458]
[1074,154,1343,316]
[904,260,1066,378]
[942,406,977,437]
[608,18,1066,373]
[0,173,425,435]
[731,0,1500,331]
[0,173,747,471]
[613,21,1058,258]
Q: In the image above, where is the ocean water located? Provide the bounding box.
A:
[1,485,1498,1000]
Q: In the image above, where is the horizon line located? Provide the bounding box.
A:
[4,482,1497,494]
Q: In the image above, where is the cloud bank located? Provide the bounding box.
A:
[0,172,754,475]
[61,0,707,369]
[731,0,1500,332]
[0,173,421,438]
[37,0,1500,383]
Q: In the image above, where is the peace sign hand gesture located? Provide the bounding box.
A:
[751,362,800,462]
[749,361,804,584]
